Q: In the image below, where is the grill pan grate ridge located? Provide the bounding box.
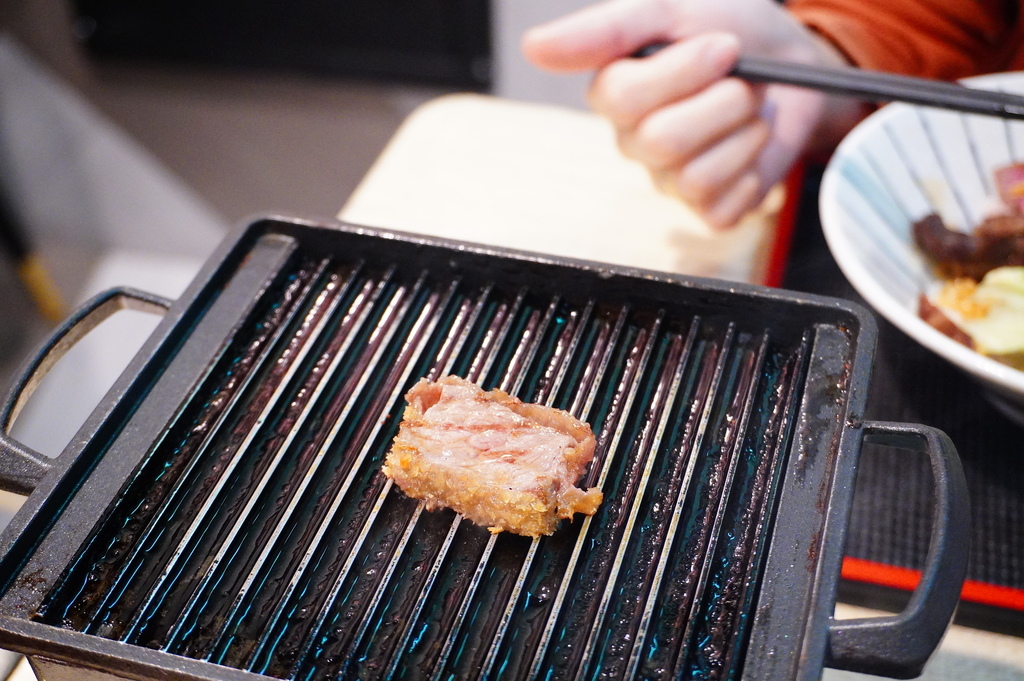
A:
[31,246,814,681]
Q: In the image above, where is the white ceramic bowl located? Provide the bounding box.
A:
[820,72,1024,425]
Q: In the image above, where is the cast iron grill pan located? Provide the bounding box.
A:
[0,218,969,681]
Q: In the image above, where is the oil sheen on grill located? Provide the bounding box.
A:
[32,242,812,681]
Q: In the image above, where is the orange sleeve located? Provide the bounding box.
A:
[787,0,1023,80]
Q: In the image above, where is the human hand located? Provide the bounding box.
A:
[522,0,862,229]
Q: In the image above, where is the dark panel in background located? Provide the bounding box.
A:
[71,0,492,88]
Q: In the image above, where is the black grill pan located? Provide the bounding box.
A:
[0,217,969,680]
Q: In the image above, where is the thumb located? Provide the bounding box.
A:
[522,0,678,72]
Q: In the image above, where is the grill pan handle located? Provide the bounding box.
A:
[0,287,171,496]
[826,420,970,679]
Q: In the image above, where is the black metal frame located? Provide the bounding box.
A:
[0,216,969,680]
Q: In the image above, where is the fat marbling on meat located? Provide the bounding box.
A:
[382,375,602,537]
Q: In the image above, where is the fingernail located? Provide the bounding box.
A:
[701,33,739,70]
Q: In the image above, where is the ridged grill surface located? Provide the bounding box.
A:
[33,247,815,681]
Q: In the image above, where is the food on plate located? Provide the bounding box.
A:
[920,267,1024,370]
[995,163,1024,214]
[912,212,1024,281]
[913,163,1024,369]
[382,374,602,537]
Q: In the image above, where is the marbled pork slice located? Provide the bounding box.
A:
[382,375,602,537]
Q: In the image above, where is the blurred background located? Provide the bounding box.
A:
[0,0,597,461]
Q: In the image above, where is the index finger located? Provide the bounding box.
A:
[588,33,741,129]
[522,0,679,72]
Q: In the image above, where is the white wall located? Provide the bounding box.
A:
[0,37,227,458]
[492,0,595,109]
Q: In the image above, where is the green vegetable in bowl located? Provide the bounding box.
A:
[933,266,1024,369]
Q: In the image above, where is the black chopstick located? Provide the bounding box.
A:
[633,45,1024,120]
[733,55,1024,120]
